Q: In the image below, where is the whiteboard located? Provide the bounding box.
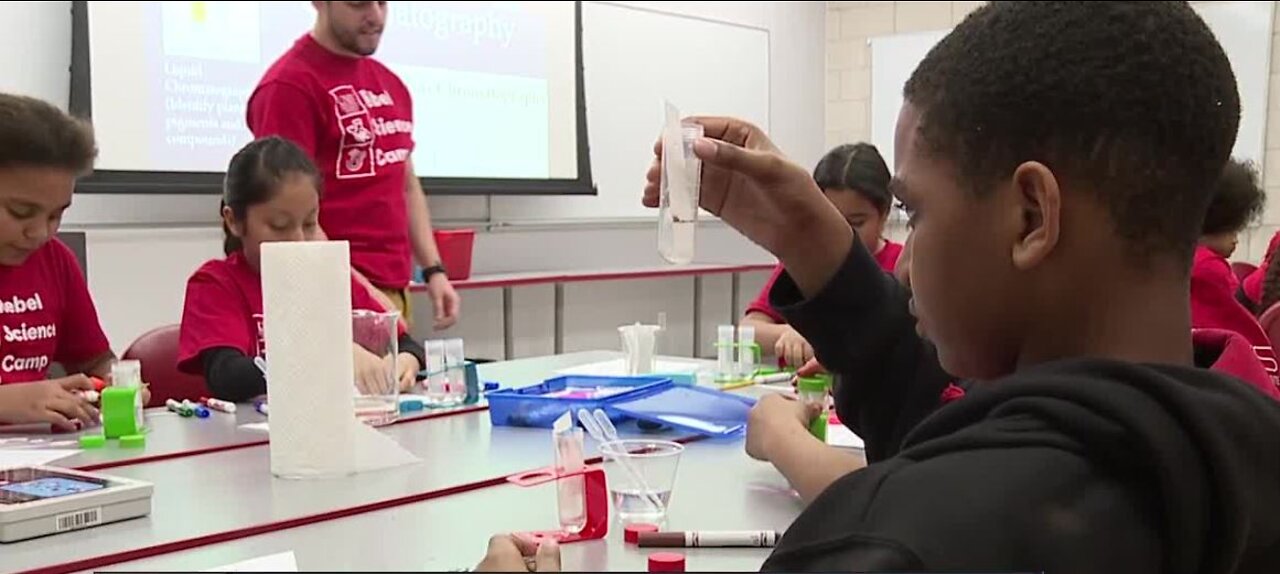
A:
[868,29,946,174]
[491,1,771,222]
[870,1,1274,171]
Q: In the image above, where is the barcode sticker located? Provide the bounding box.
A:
[54,507,102,532]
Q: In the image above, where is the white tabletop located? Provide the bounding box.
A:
[4,351,830,574]
[93,438,803,573]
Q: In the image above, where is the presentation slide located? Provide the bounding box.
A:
[87,1,579,180]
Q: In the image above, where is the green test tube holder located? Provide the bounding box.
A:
[713,341,762,384]
[101,386,139,439]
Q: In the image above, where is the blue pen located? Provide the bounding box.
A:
[255,401,269,416]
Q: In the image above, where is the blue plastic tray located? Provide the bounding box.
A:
[486,375,672,428]
[608,385,757,437]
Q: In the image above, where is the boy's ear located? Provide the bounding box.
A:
[1009,161,1061,271]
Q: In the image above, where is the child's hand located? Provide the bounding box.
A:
[353,345,394,395]
[745,393,820,462]
[796,357,827,377]
[396,352,420,392]
[775,326,815,369]
[0,377,99,431]
[475,534,560,572]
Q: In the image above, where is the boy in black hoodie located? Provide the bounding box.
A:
[475,2,1280,572]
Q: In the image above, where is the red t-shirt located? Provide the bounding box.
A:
[1191,245,1279,391]
[1243,230,1280,307]
[176,252,404,375]
[247,34,415,290]
[0,239,110,384]
[745,241,903,323]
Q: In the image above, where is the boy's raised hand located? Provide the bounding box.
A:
[643,117,855,297]
[0,376,99,431]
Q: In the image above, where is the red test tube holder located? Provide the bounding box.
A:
[505,464,610,544]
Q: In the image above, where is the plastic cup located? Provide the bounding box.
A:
[599,439,683,524]
[352,310,400,426]
[619,324,661,375]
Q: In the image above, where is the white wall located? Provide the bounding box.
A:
[827,0,1280,259]
[2,1,821,355]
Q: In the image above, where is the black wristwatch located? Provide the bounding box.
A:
[422,264,448,280]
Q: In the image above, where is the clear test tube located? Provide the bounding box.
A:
[737,325,756,379]
[716,325,736,382]
[658,102,704,265]
[443,338,467,407]
[111,359,146,428]
[425,340,447,405]
[553,413,586,533]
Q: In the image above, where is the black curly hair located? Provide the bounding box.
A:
[903,1,1239,266]
[1203,158,1265,236]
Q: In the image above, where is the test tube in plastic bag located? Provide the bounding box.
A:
[658,101,703,265]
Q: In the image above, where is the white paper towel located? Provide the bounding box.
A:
[260,241,419,479]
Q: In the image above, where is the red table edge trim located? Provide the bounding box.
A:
[12,473,514,574]
[424,263,777,291]
[24,434,709,574]
[72,404,490,472]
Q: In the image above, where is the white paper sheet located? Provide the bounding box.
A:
[204,551,298,572]
[827,423,865,450]
[0,449,79,469]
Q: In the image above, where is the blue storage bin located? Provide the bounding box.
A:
[608,385,757,437]
[486,375,672,428]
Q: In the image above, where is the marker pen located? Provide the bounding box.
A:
[751,372,795,385]
[200,397,237,414]
[182,400,210,419]
[76,390,100,403]
[166,399,193,417]
[637,530,780,548]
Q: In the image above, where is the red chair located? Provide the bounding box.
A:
[1261,303,1280,350]
[121,325,205,408]
[1232,261,1258,283]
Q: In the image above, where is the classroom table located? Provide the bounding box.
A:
[4,351,832,574]
[95,438,803,572]
[9,351,617,472]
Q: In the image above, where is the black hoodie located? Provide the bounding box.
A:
[760,239,1280,573]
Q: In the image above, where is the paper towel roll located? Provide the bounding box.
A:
[260,241,419,479]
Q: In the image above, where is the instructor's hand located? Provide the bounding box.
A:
[643,117,853,296]
[427,273,461,331]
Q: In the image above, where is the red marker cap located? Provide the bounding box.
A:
[625,523,660,544]
[648,552,685,572]
[89,377,107,391]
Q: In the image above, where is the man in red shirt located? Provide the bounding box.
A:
[247,1,460,331]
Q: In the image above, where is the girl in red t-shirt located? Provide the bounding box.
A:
[743,143,902,368]
[1190,158,1279,397]
[177,137,425,403]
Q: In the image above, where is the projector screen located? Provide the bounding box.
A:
[70,1,593,195]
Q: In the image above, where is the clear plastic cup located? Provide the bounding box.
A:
[599,439,684,524]
[619,324,661,375]
[352,310,400,426]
